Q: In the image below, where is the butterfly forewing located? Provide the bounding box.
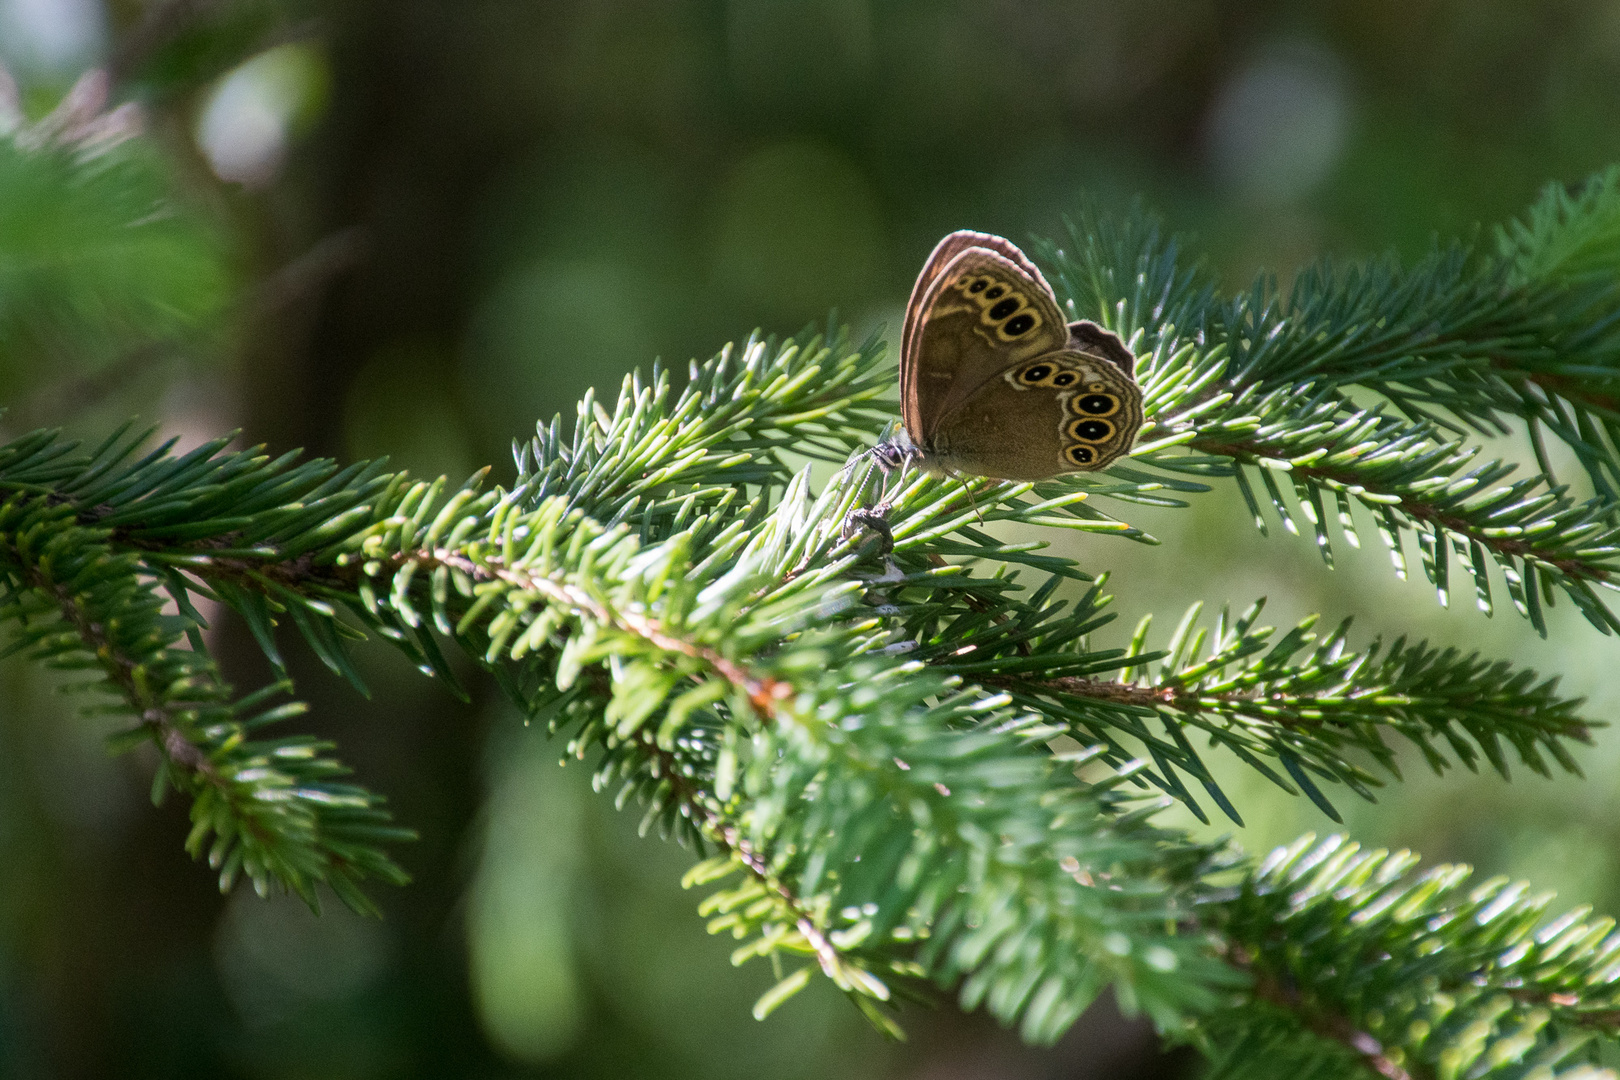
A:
[906,247,1069,444]
[900,231,1062,433]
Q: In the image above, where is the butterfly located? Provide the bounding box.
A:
[886,230,1144,481]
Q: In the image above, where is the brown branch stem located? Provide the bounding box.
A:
[390,547,846,975]
[980,673,1344,731]
[14,552,218,780]
[417,547,795,716]
[1252,972,1418,1080]
[663,750,845,980]
[1217,942,1420,1080]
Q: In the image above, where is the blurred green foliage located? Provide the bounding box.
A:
[0,137,228,403]
[2,0,1620,1077]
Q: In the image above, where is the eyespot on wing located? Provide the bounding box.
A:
[1067,417,1115,443]
[1073,392,1119,417]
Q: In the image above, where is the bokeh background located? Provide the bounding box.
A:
[4,1,1620,1077]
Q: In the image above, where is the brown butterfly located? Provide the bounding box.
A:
[887,230,1144,481]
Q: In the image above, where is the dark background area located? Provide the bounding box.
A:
[3,1,1620,1076]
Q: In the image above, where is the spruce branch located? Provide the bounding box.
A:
[0,310,1606,1053]
[1040,169,1620,635]
[1049,169,1620,456]
[0,475,409,913]
[973,597,1590,824]
[336,442,1243,1041]
[1146,379,1620,635]
[1201,834,1620,1080]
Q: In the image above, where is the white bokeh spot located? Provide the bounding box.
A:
[0,0,105,74]
[196,43,326,187]
[1205,43,1351,205]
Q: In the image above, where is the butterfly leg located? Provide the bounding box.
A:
[951,472,985,525]
[841,500,895,557]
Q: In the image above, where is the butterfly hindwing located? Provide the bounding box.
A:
[926,347,1143,479]
[1067,319,1136,377]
